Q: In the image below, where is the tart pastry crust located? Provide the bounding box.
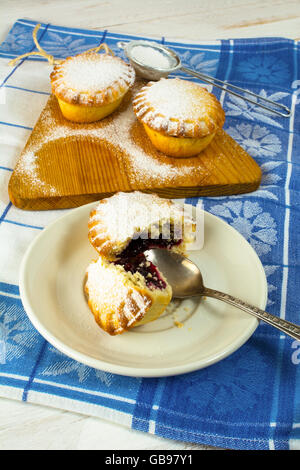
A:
[88,191,195,261]
[85,256,172,335]
[50,51,135,122]
[86,192,195,335]
[51,52,135,106]
[133,78,225,157]
[133,78,225,139]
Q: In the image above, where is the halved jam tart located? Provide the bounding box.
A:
[85,191,195,335]
[88,191,195,261]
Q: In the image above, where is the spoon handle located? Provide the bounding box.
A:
[203,287,300,341]
[180,66,291,118]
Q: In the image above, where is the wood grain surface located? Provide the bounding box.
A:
[8,86,261,210]
[1,0,299,42]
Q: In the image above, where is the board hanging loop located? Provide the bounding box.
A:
[9,24,114,67]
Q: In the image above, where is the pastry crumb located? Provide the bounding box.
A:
[174,320,184,328]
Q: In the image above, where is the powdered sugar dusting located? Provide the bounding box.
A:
[131,45,172,69]
[15,150,57,195]
[91,191,182,239]
[51,53,135,105]
[16,81,209,197]
[145,79,207,119]
[62,54,132,92]
[89,191,195,258]
[86,257,150,328]
[87,258,148,315]
[133,78,225,138]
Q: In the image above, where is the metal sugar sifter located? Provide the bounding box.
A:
[117,40,291,118]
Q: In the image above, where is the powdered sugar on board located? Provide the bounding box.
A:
[15,82,209,193]
[14,150,57,195]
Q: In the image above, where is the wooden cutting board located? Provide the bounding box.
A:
[8,82,261,210]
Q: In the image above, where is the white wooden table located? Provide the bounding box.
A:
[0,0,299,451]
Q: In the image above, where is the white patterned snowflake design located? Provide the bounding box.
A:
[264,265,280,307]
[41,347,141,387]
[0,25,33,53]
[205,161,283,201]
[226,123,282,158]
[260,161,282,186]
[0,300,39,362]
[247,161,283,201]
[41,347,114,385]
[236,55,290,85]
[225,90,289,129]
[179,50,218,75]
[209,201,277,256]
[41,32,100,58]
[0,325,5,364]
[182,343,267,412]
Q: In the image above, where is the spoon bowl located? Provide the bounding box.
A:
[146,249,204,298]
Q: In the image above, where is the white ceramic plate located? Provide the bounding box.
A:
[20,202,267,377]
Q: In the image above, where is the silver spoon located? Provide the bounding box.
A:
[117,39,291,118]
[147,249,300,341]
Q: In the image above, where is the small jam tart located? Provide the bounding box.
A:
[88,191,195,261]
[133,78,225,157]
[85,256,172,335]
[50,51,135,123]
[86,191,195,335]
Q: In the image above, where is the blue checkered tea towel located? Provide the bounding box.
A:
[0,19,299,450]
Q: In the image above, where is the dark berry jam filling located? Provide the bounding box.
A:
[114,230,182,290]
[115,254,167,290]
[119,235,182,260]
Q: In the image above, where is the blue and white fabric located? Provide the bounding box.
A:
[0,19,299,450]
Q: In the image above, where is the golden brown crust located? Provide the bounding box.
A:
[88,206,117,260]
[85,193,189,335]
[84,270,151,335]
[88,191,194,261]
[132,78,225,138]
[50,52,135,107]
[84,257,172,335]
